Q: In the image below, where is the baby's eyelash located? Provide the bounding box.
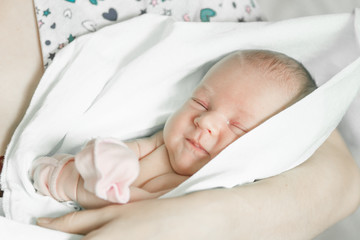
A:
[229,121,248,133]
[192,98,208,110]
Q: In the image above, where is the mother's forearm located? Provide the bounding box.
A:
[204,130,360,239]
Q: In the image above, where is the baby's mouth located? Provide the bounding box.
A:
[186,138,209,155]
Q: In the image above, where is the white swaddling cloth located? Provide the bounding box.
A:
[1,10,360,228]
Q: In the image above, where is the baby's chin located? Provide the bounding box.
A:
[171,160,196,176]
[172,164,195,176]
[172,157,209,176]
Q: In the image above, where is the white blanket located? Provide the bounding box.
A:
[1,10,360,238]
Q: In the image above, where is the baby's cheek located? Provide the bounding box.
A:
[214,135,237,156]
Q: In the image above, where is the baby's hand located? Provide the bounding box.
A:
[31,154,78,202]
[75,138,140,204]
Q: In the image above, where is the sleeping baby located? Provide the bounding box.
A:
[30,49,317,209]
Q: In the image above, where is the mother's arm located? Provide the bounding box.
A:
[0,0,43,155]
[38,130,360,239]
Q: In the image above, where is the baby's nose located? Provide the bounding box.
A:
[194,112,227,135]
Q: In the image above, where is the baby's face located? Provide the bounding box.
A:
[163,54,295,176]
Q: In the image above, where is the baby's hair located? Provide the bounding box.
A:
[236,49,317,106]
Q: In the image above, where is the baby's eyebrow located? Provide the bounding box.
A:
[201,84,213,95]
[192,85,212,99]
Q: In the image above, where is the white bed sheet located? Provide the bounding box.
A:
[0,216,81,240]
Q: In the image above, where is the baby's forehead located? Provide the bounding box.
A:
[200,49,305,87]
[201,56,266,85]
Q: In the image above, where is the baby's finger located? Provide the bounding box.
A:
[37,207,114,235]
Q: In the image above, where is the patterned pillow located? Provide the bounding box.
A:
[34,0,264,69]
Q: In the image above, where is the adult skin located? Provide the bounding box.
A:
[1,1,360,239]
[0,0,43,156]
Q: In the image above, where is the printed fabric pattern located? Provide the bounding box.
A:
[33,0,264,69]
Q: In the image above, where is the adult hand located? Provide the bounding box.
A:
[37,190,231,240]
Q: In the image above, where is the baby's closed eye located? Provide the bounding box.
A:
[228,121,248,135]
[192,98,208,110]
